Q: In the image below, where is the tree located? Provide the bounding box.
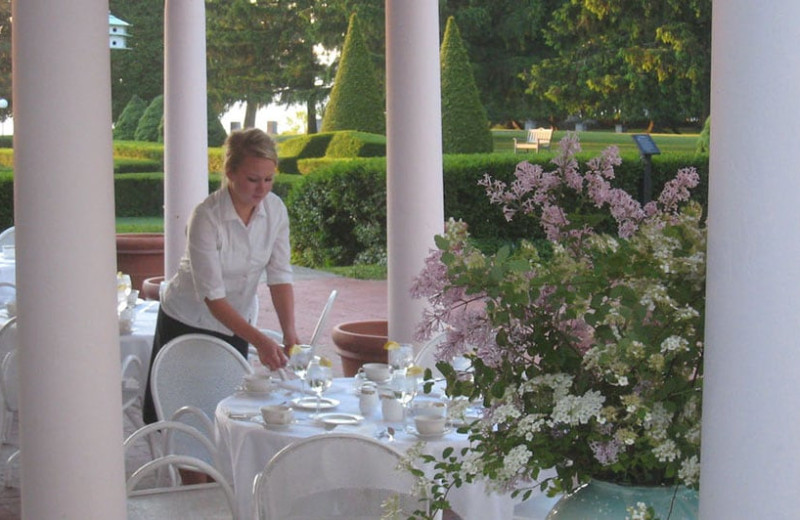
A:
[114,95,148,141]
[134,95,163,142]
[0,2,11,124]
[440,17,493,154]
[439,0,563,126]
[526,0,711,130]
[321,14,385,134]
[207,0,345,134]
[109,0,164,122]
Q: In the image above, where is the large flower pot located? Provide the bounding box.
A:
[141,276,165,301]
[331,320,388,377]
[116,233,164,294]
[547,480,698,520]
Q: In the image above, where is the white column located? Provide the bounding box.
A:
[12,0,126,518]
[164,0,209,277]
[385,0,444,344]
[701,2,800,517]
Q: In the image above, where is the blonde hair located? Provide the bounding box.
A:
[223,128,278,176]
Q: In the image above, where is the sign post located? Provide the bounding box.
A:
[631,134,661,204]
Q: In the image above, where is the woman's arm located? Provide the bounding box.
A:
[204,297,288,369]
[269,283,300,348]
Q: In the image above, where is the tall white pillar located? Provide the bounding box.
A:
[164,0,209,277]
[12,0,127,518]
[385,0,444,344]
[701,2,800,517]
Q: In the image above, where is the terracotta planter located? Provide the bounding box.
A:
[331,320,389,377]
[116,233,164,294]
[142,276,165,301]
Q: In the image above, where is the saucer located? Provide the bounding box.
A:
[314,413,364,427]
[291,396,340,411]
[405,425,453,440]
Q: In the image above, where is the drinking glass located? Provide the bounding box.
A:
[288,344,314,395]
[388,343,415,373]
[306,357,333,418]
[117,273,132,312]
[390,370,420,423]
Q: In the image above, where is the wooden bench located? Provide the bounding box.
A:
[513,127,553,153]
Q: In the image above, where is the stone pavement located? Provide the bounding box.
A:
[0,267,388,518]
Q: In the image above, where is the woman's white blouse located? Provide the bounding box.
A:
[160,188,293,335]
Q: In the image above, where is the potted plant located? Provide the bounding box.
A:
[408,134,705,519]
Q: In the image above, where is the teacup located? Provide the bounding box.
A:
[243,374,273,393]
[414,415,447,436]
[362,362,391,382]
[261,404,293,425]
[411,399,447,419]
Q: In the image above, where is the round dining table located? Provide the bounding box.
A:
[215,377,517,520]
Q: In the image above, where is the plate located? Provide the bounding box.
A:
[291,396,340,411]
[405,425,453,440]
[250,415,296,430]
[237,387,274,397]
[314,413,364,427]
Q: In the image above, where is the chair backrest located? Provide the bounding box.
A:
[127,454,236,520]
[0,227,14,248]
[1,349,18,414]
[150,333,252,460]
[309,289,338,347]
[0,318,17,369]
[124,420,224,476]
[414,332,447,379]
[253,433,424,520]
[121,354,144,412]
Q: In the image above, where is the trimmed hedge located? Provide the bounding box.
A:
[287,152,710,268]
[325,131,386,158]
[115,157,162,174]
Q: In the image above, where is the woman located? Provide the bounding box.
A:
[142,128,299,424]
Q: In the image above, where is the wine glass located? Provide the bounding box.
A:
[388,343,414,374]
[390,368,420,424]
[288,344,314,395]
[306,356,333,419]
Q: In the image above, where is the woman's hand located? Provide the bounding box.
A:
[255,334,288,370]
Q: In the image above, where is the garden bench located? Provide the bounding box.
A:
[513,127,553,153]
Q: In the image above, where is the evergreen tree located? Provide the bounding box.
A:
[321,13,384,134]
[134,95,164,142]
[440,16,493,154]
[113,95,148,141]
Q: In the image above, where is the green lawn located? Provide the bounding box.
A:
[492,129,700,156]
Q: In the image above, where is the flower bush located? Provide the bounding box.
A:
[410,133,705,502]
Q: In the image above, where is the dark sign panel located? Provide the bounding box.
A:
[632,134,661,156]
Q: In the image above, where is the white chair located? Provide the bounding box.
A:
[0,227,13,248]
[0,318,17,446]
[253,433,426,520]
[1,348,19,487]
[414,332,447,379]
[125,422,236,520]
[309,289,338,347]
[121,354,145,429]
[150,333,252,463]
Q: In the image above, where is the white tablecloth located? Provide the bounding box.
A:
[0,256,13,286]
[119,301,159,397]
[215,377,516,520]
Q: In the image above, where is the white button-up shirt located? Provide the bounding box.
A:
[161,188,293,335]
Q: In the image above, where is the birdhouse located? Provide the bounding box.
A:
[109,13,131,50]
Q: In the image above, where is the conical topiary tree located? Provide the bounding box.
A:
[114,95,148,141]
[440,16,493,154]
[134,95,164,142]
[321,13,385,134]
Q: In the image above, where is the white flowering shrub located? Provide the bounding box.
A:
[410,134,705,509]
